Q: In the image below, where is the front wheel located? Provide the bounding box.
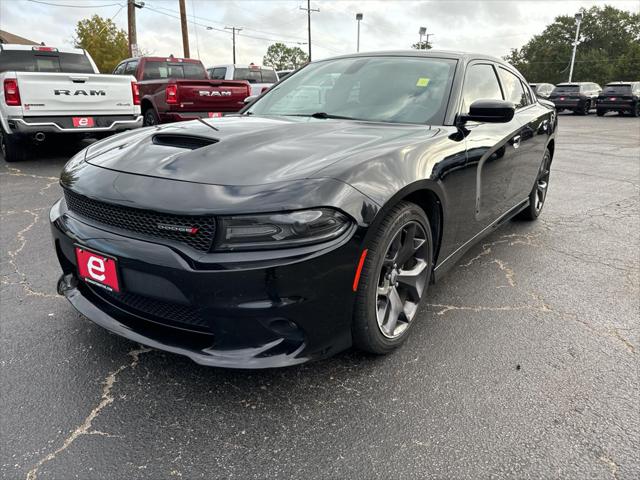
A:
[352,202,433,354]
[519,149,551,221]
[0,127,26,163]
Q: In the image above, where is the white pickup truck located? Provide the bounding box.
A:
[0,44,142,162]
[207,64,278,97]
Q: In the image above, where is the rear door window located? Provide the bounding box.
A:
[142,61,206,80]
[124,60,138,76]
[462,63,503,112]
[0,50,94,73]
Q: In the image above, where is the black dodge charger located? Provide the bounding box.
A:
[51,51,557,368]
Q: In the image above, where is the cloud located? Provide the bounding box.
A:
[1,0,638,68]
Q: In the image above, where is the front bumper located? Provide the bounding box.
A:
[7,115,143,134]
[50,198,360,368]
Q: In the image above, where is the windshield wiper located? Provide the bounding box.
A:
[284,112,359,120]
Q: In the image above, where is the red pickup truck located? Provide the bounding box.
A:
[112,56,250,126]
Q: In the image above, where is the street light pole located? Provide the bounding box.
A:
[356,13,363,52]
[568,8,585,82]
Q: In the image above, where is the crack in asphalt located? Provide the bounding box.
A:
[599,452,620,480]
[25,347,151,480]
[1,208,61,300]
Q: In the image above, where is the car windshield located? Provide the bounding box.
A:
[603,85,632,94]
[247,56,457,125]
[552,85,580,94]
[233,67,278,83]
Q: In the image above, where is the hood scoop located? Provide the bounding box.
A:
[152,134,219,150]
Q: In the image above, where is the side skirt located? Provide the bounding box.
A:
[431,198,529,283]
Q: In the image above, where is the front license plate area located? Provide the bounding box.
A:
[75,246,120,292]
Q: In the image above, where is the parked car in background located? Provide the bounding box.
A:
[597,82,640,117]
[52,50,557,368]
[548,82,601,115]
[277,70,293,80]
[529,82,554,99]
[114,56,250,126]
[0,44,141,162]
[207,64,278,96]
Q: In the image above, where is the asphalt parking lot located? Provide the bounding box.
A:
[1,114,638,479]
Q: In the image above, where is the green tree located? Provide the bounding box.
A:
[263,43,309,70]
[73,15,129,73]
[411,41,432,50]
[504,5,640,86]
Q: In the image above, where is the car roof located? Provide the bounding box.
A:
[605,81,636,85]
[0,43,85,55]
[320,49,508,65]
[118,56,202,64]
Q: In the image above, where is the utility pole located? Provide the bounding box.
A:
[300,0,319,61]
[568,8,585,82]
[178,0,190,58]
[127,0,137,57]
[225,26,242,64]
[356,13,363,53]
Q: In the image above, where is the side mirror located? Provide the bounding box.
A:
[459,99,515,124]
[243,95,258,105]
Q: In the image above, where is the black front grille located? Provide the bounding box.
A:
[64,189,216,251]
[90,285,210,332]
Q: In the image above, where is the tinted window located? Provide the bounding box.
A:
[233,67,277,83]
[142,61,206,80]
[248,56,457,125]
[0,50,94,73]
[462,64,503,111]
[113,63,126,75]
[603,85,631,94]
[498,67,527,108]
[124,60,138,76]
[209,67,226,80]
[552,85,579,94]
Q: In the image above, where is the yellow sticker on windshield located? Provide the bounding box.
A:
[416,77,430,87]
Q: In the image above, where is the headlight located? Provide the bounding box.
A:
[217,208,351,251]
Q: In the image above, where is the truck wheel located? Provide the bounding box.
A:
[143,108,159,126]
[0,127,26,163]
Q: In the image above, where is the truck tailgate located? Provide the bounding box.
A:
[175,80,249,112]
[16,72,136,116]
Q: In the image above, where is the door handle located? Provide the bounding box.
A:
[69,76,89,83]
[512,135,521,149]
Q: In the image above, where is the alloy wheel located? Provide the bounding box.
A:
[376,220,429,339]
[144,110,157,126]
[534,154,551,213]
[583,101,590,115]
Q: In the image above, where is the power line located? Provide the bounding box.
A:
[27,0,123,7]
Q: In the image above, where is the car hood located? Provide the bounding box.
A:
[84,116,434,186]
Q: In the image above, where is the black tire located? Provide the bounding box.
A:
[577,100,590,115]
[596,109,605,117]
[143,108,159,126]
[352,201,433,354]
[519,148,551,221]
[0,126,26,163]
[632,104,639,117]
[618,110,625,116]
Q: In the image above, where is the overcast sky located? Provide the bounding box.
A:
[1,0,638,67]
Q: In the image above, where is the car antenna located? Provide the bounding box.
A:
[196,117,219,132]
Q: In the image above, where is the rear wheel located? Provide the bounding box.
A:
[0,126,26,163]
[578,100,591,115]
[352,202,433,354]
[596,109,605,117]
[632,103,640,117]
[143,108,159,126]
[519,149,551,221]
